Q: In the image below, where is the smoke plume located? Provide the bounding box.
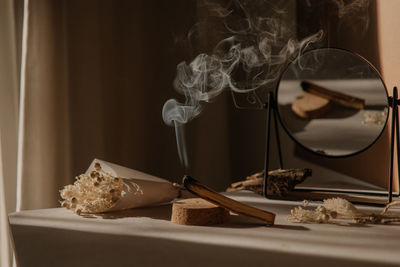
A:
[331,0,370,33]
[162,0,371,168]
[163,1,324,124]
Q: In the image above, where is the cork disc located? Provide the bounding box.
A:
[292,92,333,119]
[171,198,230,226]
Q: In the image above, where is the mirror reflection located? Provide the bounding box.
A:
[276,48,388,157]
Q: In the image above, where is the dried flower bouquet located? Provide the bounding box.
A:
[60,159,180,214]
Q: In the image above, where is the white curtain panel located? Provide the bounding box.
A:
[16,0,72,211]
[0,144,11,267]
[0,0,19,265]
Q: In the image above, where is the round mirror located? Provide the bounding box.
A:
[276,48,389,157]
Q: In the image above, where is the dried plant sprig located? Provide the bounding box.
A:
[322,197,361,217]
[289,197,400,225]
[289,206,335,223]
[288,199,345,223]
[60,162,123,214]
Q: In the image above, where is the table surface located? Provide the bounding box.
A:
[9,191,400,267]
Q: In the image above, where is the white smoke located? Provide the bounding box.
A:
[163,1,324,125]
[162,0,370,168]
[331,0,370,33]
[332,0,370,19]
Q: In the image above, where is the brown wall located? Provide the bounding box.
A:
[36,0,394,194]
[377,0,400,191]
[64,0,239,191]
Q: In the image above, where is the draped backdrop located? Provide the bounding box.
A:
[2,1,400,266]
[16,0,238,211]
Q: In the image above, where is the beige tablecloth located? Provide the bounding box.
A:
[9,191,400,267]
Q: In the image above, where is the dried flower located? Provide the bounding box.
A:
[94,162,101,171]
[323,198,360,217]
[288,197,400,225]
[289,206,331,223]
[59,163,123,214]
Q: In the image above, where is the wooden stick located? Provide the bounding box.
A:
[301,81,365,109]
[183,176,275,225]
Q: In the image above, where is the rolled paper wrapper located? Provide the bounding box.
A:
[60,159,180,214]
[85,159,180,212]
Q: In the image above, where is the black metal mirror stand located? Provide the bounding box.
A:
[263,91,283,196]
[388,86,400,203]
[263,87,400,204]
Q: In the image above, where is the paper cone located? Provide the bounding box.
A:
[60,159,180,214]
[86,159,180,211]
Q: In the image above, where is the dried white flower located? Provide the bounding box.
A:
[289,206,331,223]
[288,198,361,223]
[288,197,400,225]
[60,162,123,214]
[302,199,309,207]
[322,198,361,217]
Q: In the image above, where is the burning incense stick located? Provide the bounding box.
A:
[183,175,276,225]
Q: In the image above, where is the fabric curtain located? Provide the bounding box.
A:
[16,0,239,212]
[16,0,72,210]
[0,0,19,266]
[0,143,11,267]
